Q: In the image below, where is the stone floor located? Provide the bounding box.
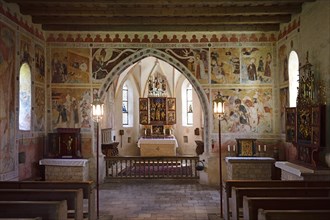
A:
[98,179,222,220]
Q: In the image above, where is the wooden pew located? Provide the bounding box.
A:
[0,181,96,220]
[223,180,330,220]
[242,196,330,220]
[258,209,330,220]
[0,189,83,220]
[0,218,42,220]
[231,187,330,220]
[0,200,67,220]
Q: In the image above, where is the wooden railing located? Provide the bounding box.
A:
[104,156,200,179]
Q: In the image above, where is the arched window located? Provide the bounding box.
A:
[122,83,128,125]
[182,80,193,126]
[288,51,299,107]
[19,63,32,131]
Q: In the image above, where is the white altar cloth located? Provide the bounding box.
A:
[39,158,88,167]
[138,137,178,156]
[137,137,178,148]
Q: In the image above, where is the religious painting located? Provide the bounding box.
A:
[285,107,296,143]
[35,43,45,83]
[164,48,209,84]
[51,88,91,131]
[236,138,256,157]
[152,125,164,135]
[212,88,273,134]
[92,48,136,81]
[139,112,148,125]
[20,35,32,66]
[149,97,167,125]
[210,48,240,84]
[167,98,176,111]
[241,47,273,84]
[34,86,45,132]
[139,98,148,111]
[0,22,16,176]
[167,111,176,125]
[280,87,289,133]
[278,44,288,83]
[297,108,312,143]
[51,48,90,83]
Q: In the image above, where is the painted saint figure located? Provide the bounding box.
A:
[247,58,257,80]
[264,53,272,77]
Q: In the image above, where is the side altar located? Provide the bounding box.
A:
[41,128,89,181]
[39,158,89,181]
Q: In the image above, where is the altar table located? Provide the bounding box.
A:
[225,157,275,180]
[39,158,89,181]
[137,137,178,156]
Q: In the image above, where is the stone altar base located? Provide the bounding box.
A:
[39,159,89,181]
[225,157,275,180]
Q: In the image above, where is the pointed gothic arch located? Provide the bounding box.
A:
[98,48,211,153]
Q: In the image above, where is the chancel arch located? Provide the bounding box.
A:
[98,48,212,153]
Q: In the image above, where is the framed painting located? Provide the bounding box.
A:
[152,125,164,135]
[139,98,148,111]
[285,107,297,143]
[236,138,256,157]
[285,107,296,126]
[286,127,296,143]
[139,112,148,125]
[167,98,176,111]
[167,111,176,124]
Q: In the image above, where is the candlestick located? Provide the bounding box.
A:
[264,145,267,152]
[258,145,261,152]
[233,145,236,152]
[227,145,230,152]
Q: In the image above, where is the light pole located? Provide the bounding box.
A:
[92,95,104,220]
[213,91,225,218]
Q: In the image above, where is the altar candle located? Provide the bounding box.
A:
[228,145,230,152]
[258,145,261,152]
[233,145,236,151]
[264,145,267,152]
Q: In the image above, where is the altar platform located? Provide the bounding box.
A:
[137,137,178,156]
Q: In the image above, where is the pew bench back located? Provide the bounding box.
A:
[0,200,68,220]
[223,180,330,220]
[0,181,95,220]
[243,196,330,220]
[257,209,330,220]
[0,189,83,220]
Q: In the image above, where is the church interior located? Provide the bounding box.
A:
[0,0,330,219]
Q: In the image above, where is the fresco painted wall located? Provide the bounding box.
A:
[0,2,46,180]
[0,21,16,180]
[46,37,277,156]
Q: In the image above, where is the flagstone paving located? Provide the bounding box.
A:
[99,179,221,220]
